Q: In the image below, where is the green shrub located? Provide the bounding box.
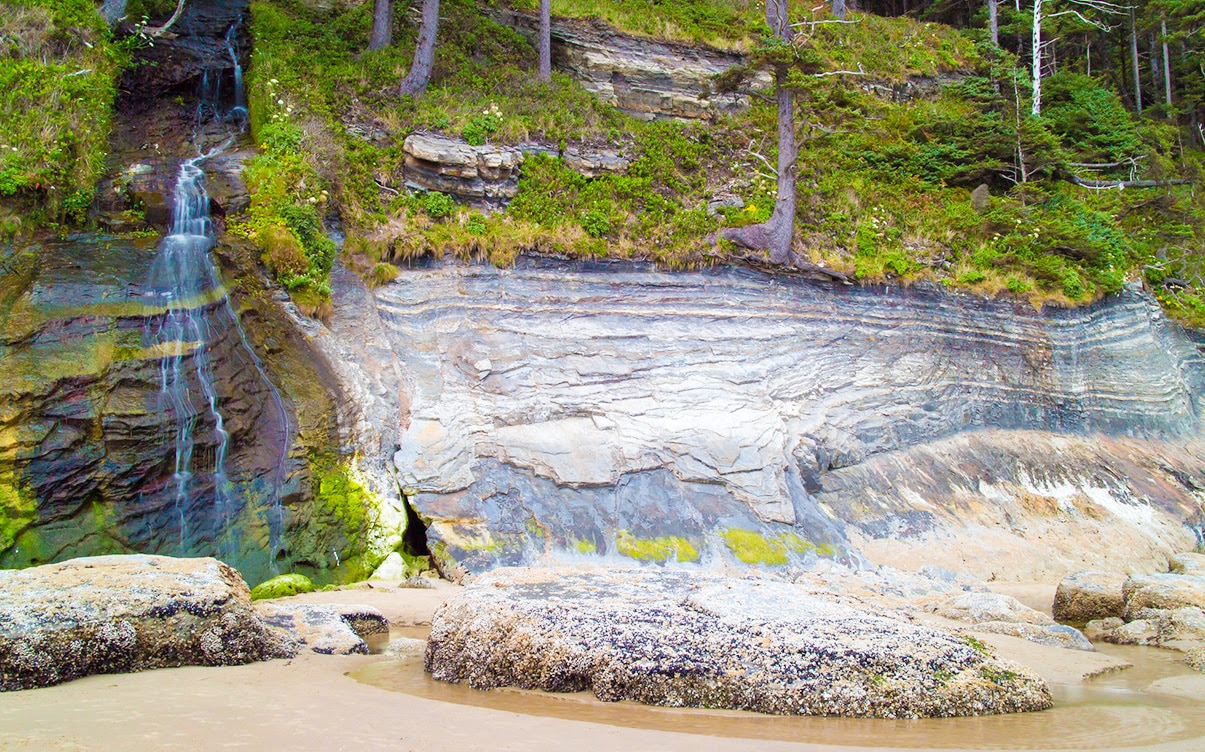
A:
[419,191,457,219]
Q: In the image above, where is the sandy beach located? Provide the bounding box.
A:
[3,579,1203,752]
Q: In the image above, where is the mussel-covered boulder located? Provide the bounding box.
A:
[425,567,1052,718]
[1054,570,1128,623]
[0,555,290,691]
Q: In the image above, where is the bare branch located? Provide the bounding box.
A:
[812,63,866,76]
[142,0,186,38]
[1071,176,1191,189]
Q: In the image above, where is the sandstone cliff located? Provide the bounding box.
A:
[314,258,1205,580]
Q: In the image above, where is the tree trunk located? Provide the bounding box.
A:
[766,60,797,264]
[538,0,551,82]
[1129,8,1142,113]
[1148,31,1159,97]
[368,0,393,51]
[987,0,998,47]
[719,0,796,265]
[399,0,440,96]
[833,0,846,21]
[1031,0,1043,115]
[1161,18,1172,107]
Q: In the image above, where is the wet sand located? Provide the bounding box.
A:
[1,580,1202,752]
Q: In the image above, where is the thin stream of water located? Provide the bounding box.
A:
[143,22,289,560]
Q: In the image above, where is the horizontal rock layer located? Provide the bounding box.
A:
[426,567,1052,717]
[493,10,770,120]
[329,258,1205,576]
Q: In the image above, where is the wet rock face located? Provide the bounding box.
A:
[0,237,314,584]
[335,260,1205,576]
[117,0,250,107]
[0,555,290,691]
[425,567,1053,718]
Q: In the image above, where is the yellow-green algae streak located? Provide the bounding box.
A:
[616,530,700,563]
[721,528,838,565]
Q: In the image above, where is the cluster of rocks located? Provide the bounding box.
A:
[1053,553,1205,670]
[0,555,389,692]
[426,567,1052,718]
[791,563,1093,651]
[400,133,629,210]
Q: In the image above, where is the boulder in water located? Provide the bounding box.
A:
[425,568,1052,718]
[1123,574,1205,617]
[1054,570,1127,623]
[0,555,290,692]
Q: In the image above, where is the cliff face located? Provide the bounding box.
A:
[0,235,354,585]
[318,258,1205,579]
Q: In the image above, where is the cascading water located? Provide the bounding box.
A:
[144,21,289,562]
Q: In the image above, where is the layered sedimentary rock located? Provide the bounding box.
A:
[0,233,355,585]
[0,555,289,691]
[318,258,1205,578]
[494,10,770,120]
[426,567,1052,717]
[400,133,629,209]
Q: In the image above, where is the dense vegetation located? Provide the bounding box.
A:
[0,0,123,230]
[240,0,1205,321]
[4,0,1205,323]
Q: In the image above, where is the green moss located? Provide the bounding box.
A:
[0,472,36,554]
[615,530,699,563]
[721,528,788,565]
[250,573,316,600]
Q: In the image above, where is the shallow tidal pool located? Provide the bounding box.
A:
[351,640,1205,749]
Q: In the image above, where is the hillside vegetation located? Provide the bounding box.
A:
[0,0,123,231]
[4,0,1204,324]
[241,0,1205,323]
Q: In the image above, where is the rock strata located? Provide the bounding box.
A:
[0,555,288,692]
[493,10,770,120]
[426,567,1052,718]
[1054,571,1127,623]
[346,261,1205,577]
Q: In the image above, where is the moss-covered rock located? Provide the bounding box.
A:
[250,573,316,600]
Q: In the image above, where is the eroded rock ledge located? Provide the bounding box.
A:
[425,567,1053,718]
[323,259,1205,578]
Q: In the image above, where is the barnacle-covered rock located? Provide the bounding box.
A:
[425,567,1052,718]
[0,555,291,692]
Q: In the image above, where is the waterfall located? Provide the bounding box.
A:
[225,21,247,119]
[144,22,289,561]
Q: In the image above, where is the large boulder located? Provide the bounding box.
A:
[1169,553,1205,575]
[935,592,1054,626]
[1123,574,1205,617]
[0,555,289,692]
[426,568,1052,718]
[1053,570,1127,623]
